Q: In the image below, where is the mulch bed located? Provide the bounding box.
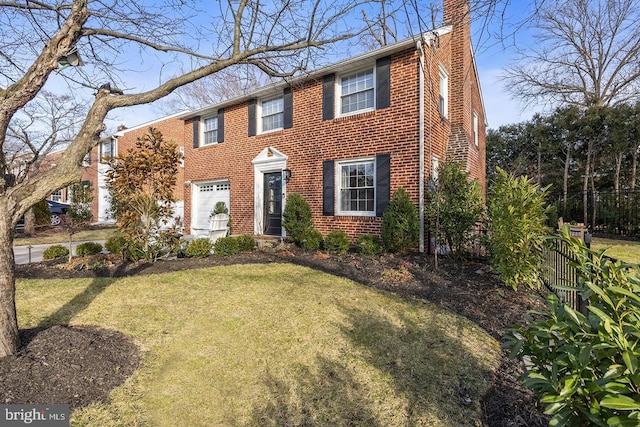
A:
[4,245,550,426]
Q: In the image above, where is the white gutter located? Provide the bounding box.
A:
[417,39,425,253]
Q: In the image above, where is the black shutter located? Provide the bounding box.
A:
[217,109,224,143]
[376,56,391,109]
[283,87,293,129]
[323,160,335,215]
[322,74,335,121]
[375,154,390,216]
[192,117,200,148]
[248,99,256,136]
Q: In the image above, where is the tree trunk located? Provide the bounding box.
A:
[615,152,622,193]
[563,142,571,217]
[0,212,20,357]
[632,144,638,191]
[583,140,593,226]
[24,207,36,235]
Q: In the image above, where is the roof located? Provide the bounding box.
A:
[177,27,452,120]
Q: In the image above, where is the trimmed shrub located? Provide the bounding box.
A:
[324,230,350,254]
[485,167,550,290]
[236,235,256,252]
[504,230,640,426]
[105,235,127,254]
[427,161,483,256]
[76,241,103,256]
[43,244,69,260]
[185,238,213,258]
[357,234,383,255]
[381,188,419,254]
[282,193,313,246]
[300,228,323,250]
[213,236,240,256]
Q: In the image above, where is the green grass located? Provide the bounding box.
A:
[14,227,118,246]
[591,237,640,264]
[16,264,500,427]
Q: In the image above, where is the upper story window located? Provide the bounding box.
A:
[337,158,376,216]
[322,56,390,121]
[203,116,218,145]
[438,65,449,118]
[261,96,284,133]
[100,138,114,162]
[340,69,374,115]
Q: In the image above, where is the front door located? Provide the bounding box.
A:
[263,172,282,235]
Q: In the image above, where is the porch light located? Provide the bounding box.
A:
[282,168,292,182]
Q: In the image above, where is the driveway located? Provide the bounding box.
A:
[14,241,105,264]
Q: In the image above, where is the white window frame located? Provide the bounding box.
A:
[51,189,62,202]
[338,67,375,117]
[473,111,479,146]
[259,96,284,133]
[179,146,185,168]
[438,65,448,118]
[202,116,218,146]
[100,137,115,163]
[336,157,376,216]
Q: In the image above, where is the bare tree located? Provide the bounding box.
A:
[160,66,269,113]
[503,0,640,108]
[5,91,86,233]
[502,0,640,226]
[0,0,372,357]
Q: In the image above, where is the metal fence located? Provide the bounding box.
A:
[540,237,586,313]
[553,190,640,238]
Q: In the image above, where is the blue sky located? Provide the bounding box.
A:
[104,1,540,132]
[472,1,541,129]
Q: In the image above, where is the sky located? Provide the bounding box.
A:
[472,2,542,129]
[103,1,541,133]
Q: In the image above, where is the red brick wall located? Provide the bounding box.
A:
[183,44,471,241]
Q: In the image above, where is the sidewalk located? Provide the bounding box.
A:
[14,241,106,264]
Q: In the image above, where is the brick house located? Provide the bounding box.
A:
[89,113,187,224]
[174,0,486,250]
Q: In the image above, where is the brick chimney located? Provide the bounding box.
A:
[443,0,472,167]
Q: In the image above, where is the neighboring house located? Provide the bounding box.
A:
[175,0,486,248]
[89,113,187,226]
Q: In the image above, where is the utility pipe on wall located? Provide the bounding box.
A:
[417,39,425,253]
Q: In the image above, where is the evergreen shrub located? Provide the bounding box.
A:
[282,193,313,246]
[357,234,383,255]
[185,238,213,258]
[381,188,419,253]
[76,241,103,256]
[324,230,350,254]
[43,245,69,260]
[213,236,240,256]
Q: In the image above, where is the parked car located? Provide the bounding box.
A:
[46,200,69,226]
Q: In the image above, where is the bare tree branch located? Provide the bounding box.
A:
[502,0,640,108]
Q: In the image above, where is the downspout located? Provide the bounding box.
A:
[417,39,425,253]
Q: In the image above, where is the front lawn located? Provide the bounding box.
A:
[16,263,500,426]
[591,237,640,264]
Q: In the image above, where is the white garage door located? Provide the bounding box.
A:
[192,181,230,238]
